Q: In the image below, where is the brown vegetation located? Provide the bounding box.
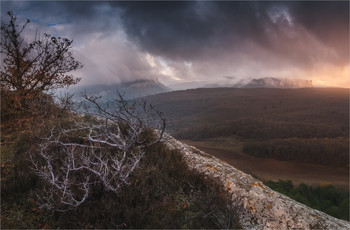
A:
[243,137,348,167]
[1,98,240,228]
[1,11,82,110]
[147,87,349,192]
[1,12,240,228]
[147,87,349,168]
[184,141,349,190]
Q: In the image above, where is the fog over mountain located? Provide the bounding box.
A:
[202,77,312,89]
[1,1,348,88]
[242,77,313,88]
[66,79,170,101]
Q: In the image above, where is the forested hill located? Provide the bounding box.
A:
[146,88,348,139]
[146,88,349,168]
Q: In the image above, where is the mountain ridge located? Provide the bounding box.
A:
[66,79,171,100]
[204,77,313,89]
[243,77,313,88]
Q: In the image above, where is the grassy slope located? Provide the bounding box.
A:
[1,94,240,229]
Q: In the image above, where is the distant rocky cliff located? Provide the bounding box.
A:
[243,77,313,88]
[164,135,349,229]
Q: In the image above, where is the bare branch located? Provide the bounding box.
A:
[30,93,166,212]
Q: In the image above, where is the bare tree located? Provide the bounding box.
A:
[56,92,76,111]
[0,11,82,108]
[30,93,166,212]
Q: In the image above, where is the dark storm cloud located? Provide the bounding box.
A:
[1,1,348,86]
[3,1,347,63]
[2,1,90,23]
[116,1,349,65]
[0,1,161,85]
[2,1,100,22]
[290,1,349,43]
[1,1,122,40]
[288,1,349,64]
[114,1,214,60]
[115,1,260,60]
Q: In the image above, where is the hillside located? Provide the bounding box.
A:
[1,92,239,229]
[147,88,348,138]
[165,135,350,229]
[146,88,349,188]
[1,89,349,228]
[2,4,348,228]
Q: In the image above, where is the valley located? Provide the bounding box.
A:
[183,139,349,190]
[146,88,349,189]
[2,1,349,227]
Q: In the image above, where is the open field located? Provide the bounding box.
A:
[147,88,349,189]
[183,139,349,190]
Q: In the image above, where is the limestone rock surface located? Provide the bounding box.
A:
[164,135,350,229]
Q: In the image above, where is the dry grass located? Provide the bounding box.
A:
[184,139,349,190]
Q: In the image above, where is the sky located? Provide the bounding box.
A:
[1,1,349,88]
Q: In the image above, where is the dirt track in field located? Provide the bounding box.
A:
[183,142,349,190]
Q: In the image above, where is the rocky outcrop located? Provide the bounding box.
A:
[164,135,350,229]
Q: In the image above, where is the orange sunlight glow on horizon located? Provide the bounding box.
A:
[309,65,350,88]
